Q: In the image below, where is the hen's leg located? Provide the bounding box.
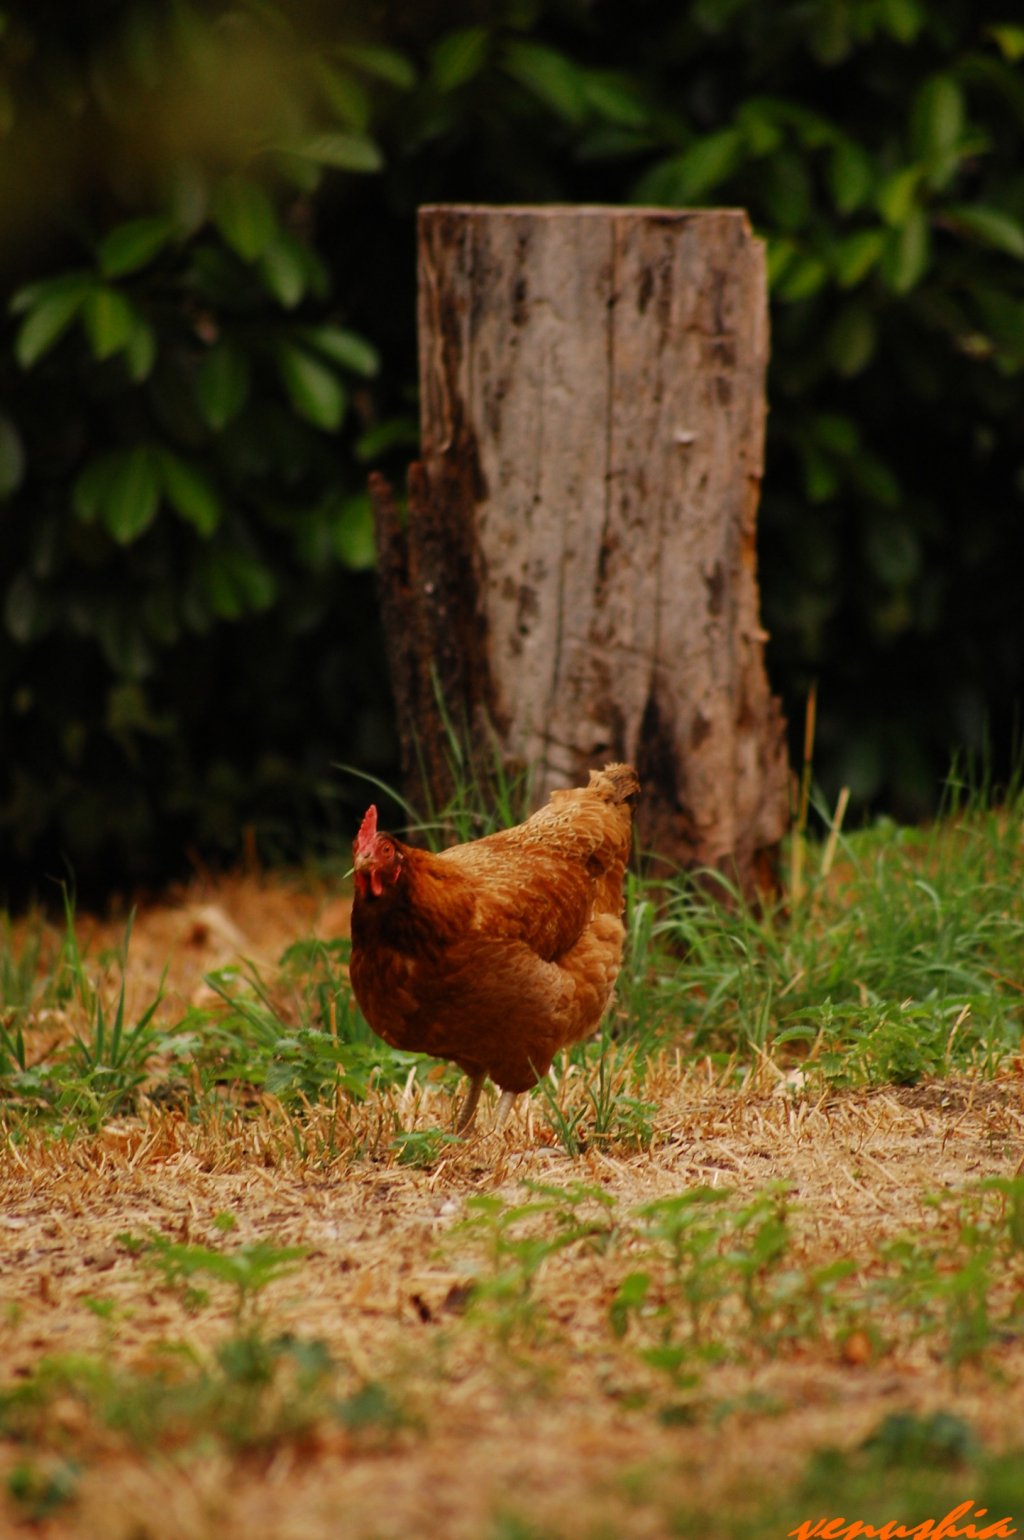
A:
[456,1072,486,1134]
[494,1090,518,1130]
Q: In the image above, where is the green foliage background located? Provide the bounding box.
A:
[2,0,1023,899]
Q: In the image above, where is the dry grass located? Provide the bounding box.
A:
[2,875,1024,1539]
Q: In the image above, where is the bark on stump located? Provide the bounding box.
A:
[370,204,789,893]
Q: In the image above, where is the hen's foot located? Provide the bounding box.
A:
[494,1090,519,1131]
[455,1072,486,1135]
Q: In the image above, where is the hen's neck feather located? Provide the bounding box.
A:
[351,843,475,950]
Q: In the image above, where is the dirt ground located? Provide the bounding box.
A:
[2,875,1023,1540]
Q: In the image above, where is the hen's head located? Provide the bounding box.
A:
[352,805,404,901]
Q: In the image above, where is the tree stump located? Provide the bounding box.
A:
[370,204,789,893]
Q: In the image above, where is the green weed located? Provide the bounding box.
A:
[391,1127,463,1166]
[447,1173,1024,1396]
[0,1221,412,1463]
[190,950,418,1110]
[0,1332,375,1457]
[0,1013,28,1081]
[62,918,165,1123]
[0,915,46,1020]
[0,896,172,1129]
[550,1023,659,1154]
[451,1182,617,1348]
[121,1218,306,1325]
[6,1457,80,1522]
[611,1182,859,1403]
[666,1412,1024,1540]
[868,1177,1024,1382]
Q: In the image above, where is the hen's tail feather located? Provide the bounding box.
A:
[590,762,641,808]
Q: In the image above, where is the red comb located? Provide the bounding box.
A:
[354,804,378,855]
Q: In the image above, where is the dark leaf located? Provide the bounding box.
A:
[811,413,859,457]
[882,210,930,294]
[102,448,161,545]
[335,41,416,90]
[828,139,874,215]
[156,449,222,537]
[502,39,588,125]
[775,251,828,301]
[298,325,379,377]
[736,98,783,156]
[430,28,489,92]
[988,25,1024,61]
[283,132,383,173]
[581,69,649,131]
[877,0,923,42]
[197,342,250,431]
[98,216,176,278]
[314,60,371,131]
[73,448,160,544]
[125,320,157,382]
[200,548,277,618]
[827,305,877,377]
[633,129,743,204]
[833,229,887,289]
[14,282,90,368]
[911,75,964,162]
[83,288,138,362]
[259,232,310,308]
[944,205,1024,259]
[0,412,25,499]
[971,287,1024,360]
[277,343,347,431]
[332,493,376,570]
[877,166,923,226]
[213,176,278,263]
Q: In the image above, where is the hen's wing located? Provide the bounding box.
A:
[437,763,637,960]
[439,843,594,960]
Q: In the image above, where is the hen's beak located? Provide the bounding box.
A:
[352,853,385,898]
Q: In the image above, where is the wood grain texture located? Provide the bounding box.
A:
[376,205,788,889]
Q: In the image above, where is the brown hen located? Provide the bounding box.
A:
[348,763,639,1132]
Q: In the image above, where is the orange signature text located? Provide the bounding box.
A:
[789,1503,1016,1540]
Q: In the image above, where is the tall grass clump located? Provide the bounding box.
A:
[0,891,175,1130]
[624,771,1024,1086]
[339,684,535,853]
